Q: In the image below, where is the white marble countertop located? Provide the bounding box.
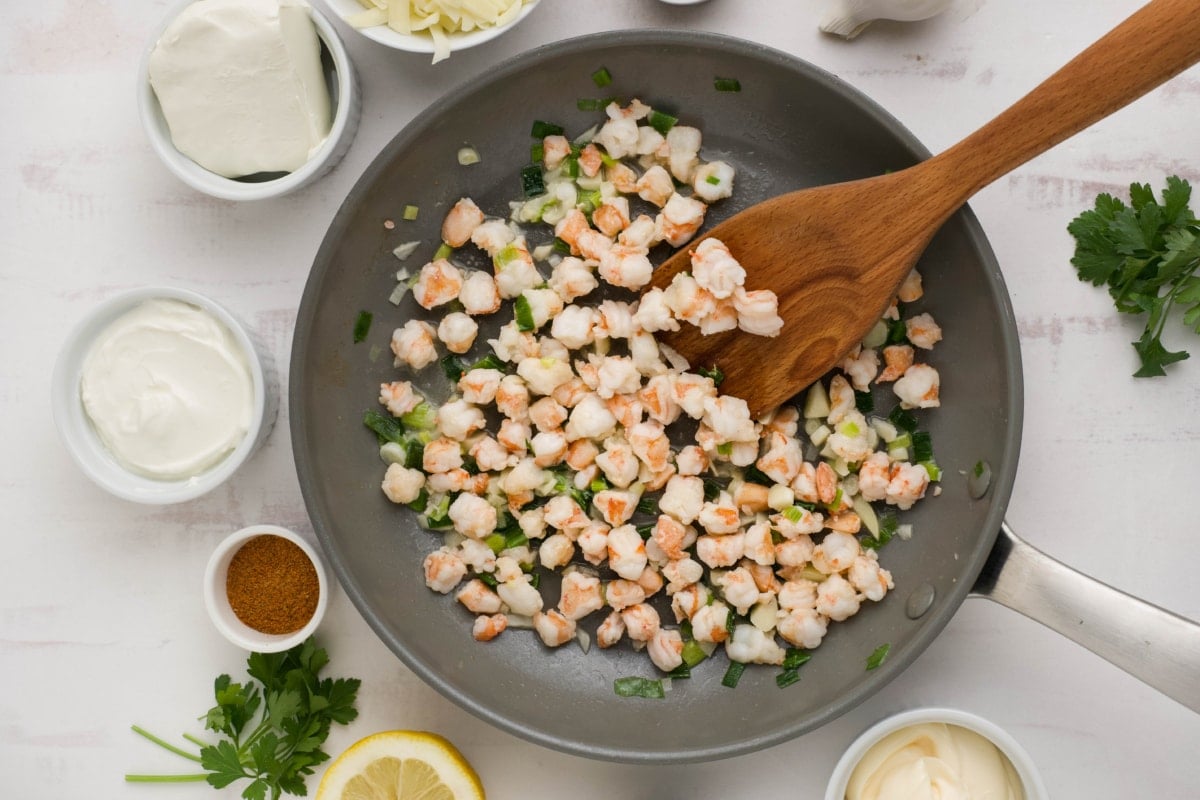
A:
[4,0,1199,797]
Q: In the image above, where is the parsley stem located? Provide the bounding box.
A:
[125,773,209,783]
[182,732,210,749]
[130,725,202,763]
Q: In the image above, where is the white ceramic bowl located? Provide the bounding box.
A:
[137,0,360,201]
[826,707,1048,800]
[51,286,277,504]
[323,0,540,58]
[204,524,329,652]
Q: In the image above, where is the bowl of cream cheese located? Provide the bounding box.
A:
[138,0,360,200]
[51,287,277,504]
[826,707,1048,800]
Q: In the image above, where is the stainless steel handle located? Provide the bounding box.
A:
[970,522,1200,713]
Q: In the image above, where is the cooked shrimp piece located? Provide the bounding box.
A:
[605,392,644,429]
[775,536,816,569]
[596,610,626,648]
[494,374,530,421]
[651,515,693,560]
[422,437,463,474]
[379,380,420,417]
[777,608,828,649]
[763,405,800,438]
[628,421,671,473]
[826,375,855,425]
[533,609,577,647]
[595,356,642,399]
[742,520,776,566]
[686,602,728,644]
[692,160,735,202]
[448,493,498,539]
[826,512,862,534]
[576,523,610,566]
[558,571,604,620]
[637,374,681,426]
[791,462,819,504]
[595,116,639,159]
[777,578,818,611]
[886,462,930,509]
[702,395,757,444]
[469,436,511,473]
[669,582,709,622]
[658,193,707,247]
[542,134,570,169]
[856,451,891,502]
[897,268,923,302]
[815,574,860,622]
[732,482,768,515]
[594,489,638,526]
[604,578,646,611]
[607,524,648,580]
[733,286,783,337]
[815,461,838,504]
[456,369,501,406]
[502,457,548,496]
[671,444,706,476]
[716,566,762,615]
[497,575,543,616]
[426,468,468,494]
[696,532,745,569]
[745,561,780,595]
[391,320,438,370]
[619,213,660,250]
[516,356,574,397]
[828,415,873,464]
[635,165,675,207]
[538,533,575,570]
[757,436,804,485]
[577,142,604,177]
[436,399,486,441]
[594,299,636,340]
[564,439,599,472]
[436,312,478,354]
[840,346,879,392]
[575,229,613,262]
[698,296,739,335]
[412,259,463,310]
[591,196,630,238]
[663,125,701,182]
[620,603,661,642]
[490,322,540,365]
[811,531,861,574]
[466,218,512,257]
[607,161,639,194]
[546,304,594,351]
[531,430,568,467]
[893,363,940,409]
[458,269,502,316]
[493,238,541,299]
[662,557,704,593]
[690,238,746,299]
[472,614,508,642]
[663,273,716,326]
[698,490,741,534]
[659,475,704,525]
[906,312,943,350]
[548,256,599,303]
[878,344,914,382]
[564,394,618,442]
[457,579,503,614]
[670,372,717,419]
[725,624,786,665]
[598,244,654,290]
[381,463,424,504]
[543,495,590,535]
[632,289,679,336]
[441,197,484,247]
[528,396,567,433]
[771,506,824,538]
[595,439,639,488]
[648,628,685,673]
[521,288,564,329]
[848,552,894,602]
[423,548,467,593]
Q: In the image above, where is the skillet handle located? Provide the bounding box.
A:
[970,522,1200,713]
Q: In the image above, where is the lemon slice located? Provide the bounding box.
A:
[316,730,485,800]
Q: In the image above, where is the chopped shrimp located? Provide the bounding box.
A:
[770,506,824,538]
[533,609,577,647]
[472,614,508,642]
[848,552,894,602]
[441,197,484,247]
[639,374,682,426]
[578,142,603,177]
[381,463,424,504]
[619,213,660,249]
[635,124,665,156]
[596,610,626,648]
[559,571,604,620]
[698,296,739,335]
[539,533,575,569]
[628,421,671,473]
[437,312,478,354]
[593,196,631,237]
[521,287,564,329]
[605,579,647,610]
[690,238,746,299]
[577,523,610,566]
[670,582,709,622]
[595,117,639,159]
[692,160,735,202]
[757,436,804,485]
[690,602,731,643]
[544,495,590,534]
[651,515,693,560]
[811,531,861,574]
[497,576,543,616]
[575,229,613,262]
[427,468,469,494]
[458,270,501,316]
[906,312,943,350]
[413,259,463,310]
[658,193,707,247]
[605,393,644,429]
[648,629,685,673]
[423,437,464,474]
[815,574,860,622]
[816,461,838,504]
[826,375,855,425]
[379,380,420,417]
[732,482,768,514]
[516,356,574,396]
[857,451,891,502]
[886,462,930,510]
[663,273,716,327]
[840,347,879,391]
[469,218,515,257]
[777,579,818,611]
[607,524,648,580]
[659,475,704,524]
[448,493,498,539]
[635,165,675,207]
[457,579,503,614]
[725,624,786,665]
[897,268,923,302]
[493,238,541,299]
[665,125,702,182]
[565,394,618,441]
[893,363,940,409]
[530,431,568,467]
[528,396,567,432]
[746,561,780,594]
[391,320,438,370]
[775,536,816,568]
[551,376,589,408]
[698,491,742,534]
[565,438,599,471]
[662,557,704,593]
[423,548,467,593]
[495,374,530,421]
[596,356,642,398]
[436,399,486,440]
[633,288,680,334]
[716,566,762,615]
[791,462,819,504]
[468,437,509,474]
[458,369,502,406]
[621,603,661,642]
[671,372,717,419]
[549,256,599,303]
[542,134,570,170]
[732,286,783,337]
[878,344,914,383]
[777,608,828,649]
[598,244,654,290]
[763,406,800,438]
[595,439,639,488]
[742,520,776,566]
[674,444,708,476]
[702,395,757,444]
[594,489,638,526]
[607,161,639,194]
[502,457,548,495]
[696,532,745,568]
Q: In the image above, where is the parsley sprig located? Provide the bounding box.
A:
[1067,175,1200,377]
[126,638,360,800]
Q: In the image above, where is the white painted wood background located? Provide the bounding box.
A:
[3,0,1198,797]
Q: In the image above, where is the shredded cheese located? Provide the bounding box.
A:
[347,0,531,62]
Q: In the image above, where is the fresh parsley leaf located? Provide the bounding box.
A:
[866,643,891,670]
[1068,176,1200,376]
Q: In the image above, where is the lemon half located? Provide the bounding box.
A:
[316,730,485,800]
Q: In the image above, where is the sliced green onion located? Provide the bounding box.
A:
[911,431,934,462]
[742,465,773,487]
[457,146,481,166]
[636,494,658,515]
[424,494,452,526]
[888,432,913,451]
[589,477,610,493]
[635,523,655,540]
[441,355,466,382]
[562,156,580,179]
[469,353,507,372]
[861,512,898,550]
[592,66,613,87]
[681,640,708,668]
[404,440,424,470]
[697,365,725,385]
[520,164,546,198]
[552,237,572,254]
[887,406,919,433]
[504,530,529,550]
[703,477,723,501]
[721,661,746,688]
[400,401,437,431]
[886,318,910,344]
[530,120,564,138]
[407,488,428,513]
[775,669,801,689]
[434,242,454,260]
[713,77,741,92]
[781,505,805,524]
[854,390,874,414]
[530,142,545,164]
[866,643,891,670]
[402,205,419,221]
[461,453,480,475]
[363,409,405,444]
[353,310,373,343]
[705,174,722,185]
[613,676,665,699]
[919,460,941,481]
[514,294,536,332]
[716,442,733,456]
[782,648,812,670]
[484,533,506,554]
[477,571,498,587]
[668,662,691,680]
[577,97,615,112]
[648,109,678,135]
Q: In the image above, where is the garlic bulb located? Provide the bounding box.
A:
[820,0,954,39]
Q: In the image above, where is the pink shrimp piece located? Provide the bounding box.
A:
[878,344,915,383]
[695,532,746,569]
[554,208,590,254]
[592,196,631,237]
[578,143,604,177]
[595,610,626,648]
[379,381,420,417]
[413,259,464,310]
[441,197,484,247]
[472,614,508,642]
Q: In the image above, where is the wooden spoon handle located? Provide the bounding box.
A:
[933,0,1200,201]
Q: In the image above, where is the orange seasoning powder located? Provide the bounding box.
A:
[226,534,319,635]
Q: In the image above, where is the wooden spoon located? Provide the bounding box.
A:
[649,0,1200,418]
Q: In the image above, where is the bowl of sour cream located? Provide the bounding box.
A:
[825,707,1047,800]
[51,287,276,504]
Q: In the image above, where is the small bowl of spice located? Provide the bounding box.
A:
[204,524,328,652]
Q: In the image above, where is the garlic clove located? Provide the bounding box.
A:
[819,0,955,39]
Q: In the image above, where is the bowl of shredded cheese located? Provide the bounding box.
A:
[328,0,541,63]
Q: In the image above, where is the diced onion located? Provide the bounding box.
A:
[388,282,410,305]
[457,146,481,166]
[576,628,591,654]
[393,241,421,261]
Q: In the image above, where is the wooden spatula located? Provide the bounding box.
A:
[649,0,1200,418]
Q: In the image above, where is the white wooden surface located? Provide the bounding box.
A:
[3,1,1199,797]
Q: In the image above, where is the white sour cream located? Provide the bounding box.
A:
[846,722,1025,800]
[148,0,332,178]
[80,299,254,481]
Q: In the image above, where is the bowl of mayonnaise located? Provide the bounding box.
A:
[825,707,1048,800]
[51,287,276,504]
